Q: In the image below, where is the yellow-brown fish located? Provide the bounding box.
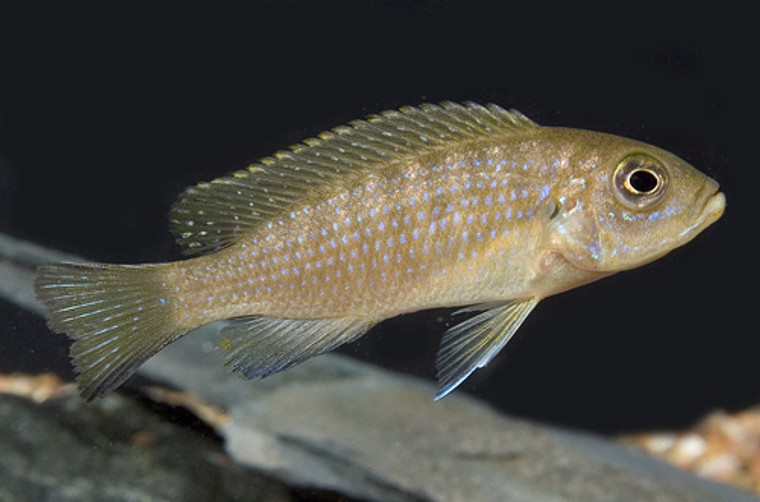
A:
[34,102,726,400]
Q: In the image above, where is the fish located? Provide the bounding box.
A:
[34,102,726,401]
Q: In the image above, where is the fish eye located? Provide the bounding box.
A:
[613,154,668,209]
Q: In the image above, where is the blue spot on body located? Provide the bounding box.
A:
[539,185,551,200]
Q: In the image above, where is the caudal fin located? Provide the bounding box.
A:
[34,262,183,400]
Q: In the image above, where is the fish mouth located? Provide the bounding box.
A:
[701,190,726,223]
[684,178,725,239]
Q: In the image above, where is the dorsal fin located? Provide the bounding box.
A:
[169,102,539,256]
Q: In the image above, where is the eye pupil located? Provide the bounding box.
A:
[628,169,659,193]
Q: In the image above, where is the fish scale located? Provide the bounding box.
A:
[170,151,557,324]
[33,102,725,400]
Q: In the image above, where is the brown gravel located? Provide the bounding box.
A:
[621,407,760,495]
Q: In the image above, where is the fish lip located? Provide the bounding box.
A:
[684,179,725,239]
[701,190,726,223]
[696,176,725,223]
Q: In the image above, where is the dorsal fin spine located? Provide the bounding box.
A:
[400,106,469,139]
[348,121,417,154]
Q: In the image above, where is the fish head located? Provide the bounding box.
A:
[547,132,725,273]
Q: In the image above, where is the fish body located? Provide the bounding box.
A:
[34,102,725,400]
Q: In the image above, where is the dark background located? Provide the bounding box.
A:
[0,1,756,434]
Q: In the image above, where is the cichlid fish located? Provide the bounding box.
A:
[34,102,725,401]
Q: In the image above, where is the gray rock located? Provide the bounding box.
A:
[0,391,293,502]
[142,326,759,502]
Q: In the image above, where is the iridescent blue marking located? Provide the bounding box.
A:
[539,185,551,200]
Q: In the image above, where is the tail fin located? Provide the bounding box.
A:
[34,262,184,400]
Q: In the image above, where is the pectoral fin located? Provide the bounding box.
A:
[435,298,539,400]
[219,316,377,379]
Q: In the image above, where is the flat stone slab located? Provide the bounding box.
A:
[142,325,759,502]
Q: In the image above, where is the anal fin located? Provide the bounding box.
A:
[435,298,539,400]
[219,316,377,379]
